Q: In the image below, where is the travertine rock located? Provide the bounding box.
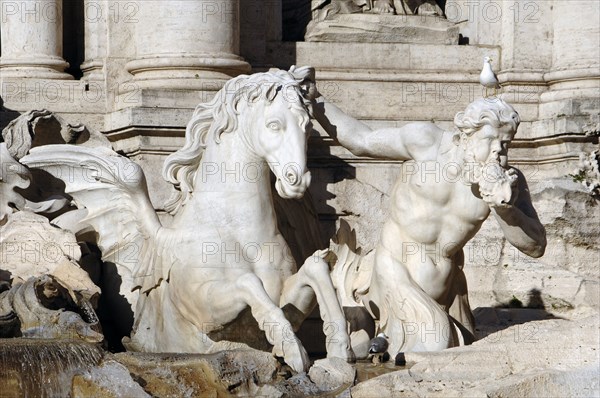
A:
[72,360,150,398]
[113,349,279,397]
[351,314,599,397]
[0,275,103,342]
[308,357,356,392]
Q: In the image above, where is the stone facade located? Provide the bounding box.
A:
[1,0,598,330]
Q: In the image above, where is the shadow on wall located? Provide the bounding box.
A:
[96,261,135,352]
[273,131,358,265]
[0,98,21,132]
[285,133,358,357]
[283,0,313,41]
[473,289,563,340]
[62,0,85,79]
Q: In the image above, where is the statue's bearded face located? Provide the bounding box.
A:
[461,124,517,206]
[463,124,514,168]
[462,124,514,184]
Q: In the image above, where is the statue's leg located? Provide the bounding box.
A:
[393,0,408,14]
[128,283,215,353]
[280,252,355,362]
[171,270,310,373]
[237,276,310,370]
[368,248,459,355]
[446,272,476,344]
[438,250,475,343]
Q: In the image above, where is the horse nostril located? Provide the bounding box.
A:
[286,171,298,185]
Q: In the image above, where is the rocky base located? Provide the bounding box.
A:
[352,312,599,397]
[1,308,596,397]
[71,350,355,398]
[4,308,578,397]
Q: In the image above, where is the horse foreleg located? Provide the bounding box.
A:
[280,252,355,362]
[234,273,310,373]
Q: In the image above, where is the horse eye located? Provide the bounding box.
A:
[267,121,282,131]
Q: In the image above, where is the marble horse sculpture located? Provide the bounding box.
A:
[22,67,353,372]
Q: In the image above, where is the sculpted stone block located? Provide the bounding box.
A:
[305,14,459,44]
[0,134,103,343]
[311,0,444,16]
[0,143,29,223]
[306,0,455,43]
[0,275,103,342]
[1,109,110,161]
[0,211,99,301]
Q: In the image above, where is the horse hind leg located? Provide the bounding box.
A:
[280,252,355,362]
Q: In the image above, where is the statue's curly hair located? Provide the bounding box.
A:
[454,98,520,136]
[162,67,312,215]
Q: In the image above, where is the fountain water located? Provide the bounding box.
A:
[0,339,103,397]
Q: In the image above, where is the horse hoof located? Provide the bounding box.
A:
[374,0,394,13]
[279,337,310,373]
[327,343,356,363]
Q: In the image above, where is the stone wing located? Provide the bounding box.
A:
[21,145,164,306]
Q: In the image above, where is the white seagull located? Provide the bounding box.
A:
[480,57,500,97]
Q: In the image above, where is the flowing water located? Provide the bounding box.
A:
[0,339,103,397]
[354,359,411,383]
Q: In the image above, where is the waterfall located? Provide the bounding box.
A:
[0,339,103,397]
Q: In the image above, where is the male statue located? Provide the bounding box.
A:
[308,81,547,355]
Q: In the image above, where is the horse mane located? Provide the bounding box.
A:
[162,67,312,215]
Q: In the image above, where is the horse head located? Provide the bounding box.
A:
[162,68,314,213]
[234,70,313,199]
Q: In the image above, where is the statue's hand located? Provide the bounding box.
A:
[289,65,320,101]
[506,167,520,203]
[478,164,518,208]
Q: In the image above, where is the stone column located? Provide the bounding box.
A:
[0,0,72,79]
[533,0,599,167]
[542,0,600,102]
[537,0,600,134]
[80,0,108,81]
[125,0,250,89]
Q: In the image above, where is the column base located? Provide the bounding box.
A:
[0,57,72,80]
[81,60,105,81]
[125,54,251,90]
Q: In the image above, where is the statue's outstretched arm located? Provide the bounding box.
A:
[312,96,372,156]
[312,96,438,161]
[489,168,546,258]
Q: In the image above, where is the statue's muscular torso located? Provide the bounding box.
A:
[379,133,491,303]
